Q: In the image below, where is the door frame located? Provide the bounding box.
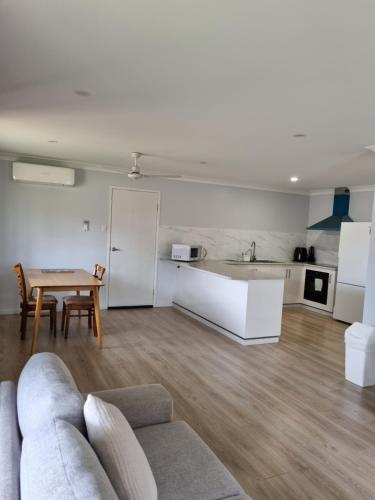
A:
[106,185,161,308]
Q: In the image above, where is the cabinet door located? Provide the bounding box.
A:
[262,266,288,302]
[284,267,304,304]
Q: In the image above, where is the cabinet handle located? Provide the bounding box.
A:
[285,269,288,279]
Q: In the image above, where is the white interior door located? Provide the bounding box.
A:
[108,188,159,307]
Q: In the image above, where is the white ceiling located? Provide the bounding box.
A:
[2,0,375,191]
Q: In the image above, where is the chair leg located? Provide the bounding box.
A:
[77,291,81,318]
[20,308,27,340]
[64,307,71,339]
[53,305,57,337]
[88,309,92,330]
[61,303,66,332]
[93,313,98,337]
[49,308,53,332]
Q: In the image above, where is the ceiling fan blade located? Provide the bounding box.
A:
[148,174,182,178]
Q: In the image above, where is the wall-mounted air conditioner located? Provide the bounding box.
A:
[12,162,75,186]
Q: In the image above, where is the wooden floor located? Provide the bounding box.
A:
[1,306,375,499]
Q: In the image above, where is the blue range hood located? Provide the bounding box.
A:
[307,187,353,231]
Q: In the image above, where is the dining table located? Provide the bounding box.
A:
[27,268,104,355]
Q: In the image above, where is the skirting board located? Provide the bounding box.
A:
[173,303,279,346]
[0,308,20,315]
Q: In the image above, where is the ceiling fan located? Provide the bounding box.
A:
[128,152,181,180]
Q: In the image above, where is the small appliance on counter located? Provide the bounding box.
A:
[293,247,307,262]
[171,244,207,262]
[307,246,315,264]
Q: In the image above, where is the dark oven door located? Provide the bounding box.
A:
[303,269,329,305]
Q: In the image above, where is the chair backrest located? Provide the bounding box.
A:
[93,264,105,281]
[13,263,28,304]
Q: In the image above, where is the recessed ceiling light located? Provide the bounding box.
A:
[290,176,299,182]
[48,140,58,143]
[293,133,306,138]
[74,90,91,97]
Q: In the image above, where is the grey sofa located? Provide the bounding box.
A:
[0,352,250,500]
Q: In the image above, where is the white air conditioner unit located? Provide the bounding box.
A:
[12,162,75,186]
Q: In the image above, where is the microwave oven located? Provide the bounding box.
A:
[171,244,206,262]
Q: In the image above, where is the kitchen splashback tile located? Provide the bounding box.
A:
[159,225,306,262]
[306,231,340,266]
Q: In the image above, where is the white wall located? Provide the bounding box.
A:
[363,200,375,325]
[0,160,309,312]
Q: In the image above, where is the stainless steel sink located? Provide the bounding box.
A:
[253,260,281,263]
[224,259,281,265]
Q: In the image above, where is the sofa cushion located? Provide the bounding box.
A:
[84,395,157,500]
[91,384,173,429]
[0,381,21,500]
[21,419,118,500]
[135,421,246,500]
[17,352,85,437]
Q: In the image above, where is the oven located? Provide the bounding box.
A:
[303,269,330,305]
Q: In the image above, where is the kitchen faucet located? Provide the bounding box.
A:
[250,241,256,262]
[242,241,257,262]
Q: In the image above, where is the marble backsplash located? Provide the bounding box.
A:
[158,225,307,262]
[305,231,340,266]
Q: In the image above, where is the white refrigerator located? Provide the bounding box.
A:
[333,222,371,324]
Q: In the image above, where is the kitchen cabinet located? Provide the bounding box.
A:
[284,267,304,304]
[260,266,304,304]
[157,260,337,314]
[173,263,284,344]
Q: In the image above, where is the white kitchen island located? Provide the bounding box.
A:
[167,261,284,345]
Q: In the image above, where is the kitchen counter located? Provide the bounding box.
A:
[160,260,284,345]
[173,260,280,281]
[156,258,337,322]
[161,258,336,270]
[222,261,337,270]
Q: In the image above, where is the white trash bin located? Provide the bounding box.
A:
[345,322,375,387]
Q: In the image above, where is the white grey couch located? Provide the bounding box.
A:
[0,353,250,500]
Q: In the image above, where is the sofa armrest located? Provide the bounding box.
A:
[90,384,173,429]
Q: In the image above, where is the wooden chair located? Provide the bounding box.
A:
[13,263,57,339]
[61,264,105,339]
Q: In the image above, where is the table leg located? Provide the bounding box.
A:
[93,286,103,349]
[31,287,44,355]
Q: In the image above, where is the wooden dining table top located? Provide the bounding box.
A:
[27,268,104,289]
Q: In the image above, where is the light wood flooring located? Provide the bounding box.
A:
[1,306,375,500]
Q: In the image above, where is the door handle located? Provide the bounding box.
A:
[111,247,121,252]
